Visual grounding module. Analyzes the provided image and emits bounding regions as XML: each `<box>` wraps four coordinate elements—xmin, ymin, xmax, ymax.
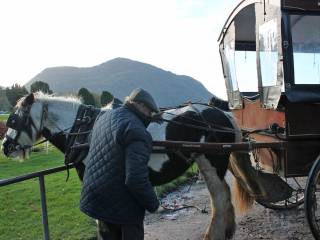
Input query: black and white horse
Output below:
<box><xmin>2</xmin><ymin>92</ymin><xmax>252</xmax><ymax>239</ymax></box>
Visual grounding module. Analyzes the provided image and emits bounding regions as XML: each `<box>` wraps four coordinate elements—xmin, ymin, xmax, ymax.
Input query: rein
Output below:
<box><xmin>38</xmin><ymin>107</ymin><xmax>98</xmax><ymax>149</ymax></box>
<box><xmin>7</xmin><ymin>101</ymin><xmax>236</xmax><ymax>165</ymax></box>
<box><xmin>14</xmin><ymin>125</ymin><xmax>74</xmax><ymax>151</ymax></box>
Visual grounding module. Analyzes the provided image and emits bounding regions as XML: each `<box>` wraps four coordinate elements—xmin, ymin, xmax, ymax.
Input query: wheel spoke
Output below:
<box><xmin>293</xmin><ymin>177</ymin><xmax>303</xmax><ymax>189</ymax></box>
<box><xmin>257</xmin><ymin>176</ymin><xmax>305</xmax><ymax>210</ymax></box>
<box><xmin>305</xmin><ymin>158</ymin><xmax>320</xmax><ymax>240</ymax></box>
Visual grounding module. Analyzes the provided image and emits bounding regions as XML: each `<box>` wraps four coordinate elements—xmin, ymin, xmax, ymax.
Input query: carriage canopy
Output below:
<box><xmin>218</xmin><ymin>0</ymin><xmax>320</xmax><ymax>109</ymax></box>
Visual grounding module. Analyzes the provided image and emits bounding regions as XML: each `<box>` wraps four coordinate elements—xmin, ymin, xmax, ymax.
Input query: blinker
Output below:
<box><xmin>6</xmin><ymin>114</ymin><xmax>23</xmax><ymax>130</ymax></box>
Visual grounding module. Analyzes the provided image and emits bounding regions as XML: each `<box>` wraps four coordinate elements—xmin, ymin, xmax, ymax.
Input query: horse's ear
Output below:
<box><xmin>22</xmin><ymin>93</ymin><xmax>35</xmax><ymax>106</ymax></box>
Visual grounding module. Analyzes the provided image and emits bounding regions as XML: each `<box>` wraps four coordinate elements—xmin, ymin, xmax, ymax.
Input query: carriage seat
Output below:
<box><xmin>242</xmin><ymin>92</ymin><xmax>260</xmax><ymax>101</ymax></box>
<box><xmin>285</xmin><ymin>89</ymin><xmax>320</xmax><ymax>103</ymax></box>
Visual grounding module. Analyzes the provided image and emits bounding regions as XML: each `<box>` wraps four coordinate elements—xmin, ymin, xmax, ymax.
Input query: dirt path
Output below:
<box><xmin>145</xmin><ymin>177</ymin><xmax>313</xmax><ymax>240</ymax></box>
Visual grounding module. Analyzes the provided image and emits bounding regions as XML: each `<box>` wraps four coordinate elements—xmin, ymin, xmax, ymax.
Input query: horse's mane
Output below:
<box><xmin>34</xmin><ymin>92</ymin><xmax>81</xmax><ymax>104</ymax></box>
<box><xmin>15</xmin><ymin>91</ymin><xmax>81</xmax><ymax>108</ymax></box>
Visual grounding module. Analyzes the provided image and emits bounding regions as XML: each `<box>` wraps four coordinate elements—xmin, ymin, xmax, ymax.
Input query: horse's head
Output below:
<box><xmin>2</xmin><ymin>93</ymin><xmax>47</xmax><ymax>158</ymax></box>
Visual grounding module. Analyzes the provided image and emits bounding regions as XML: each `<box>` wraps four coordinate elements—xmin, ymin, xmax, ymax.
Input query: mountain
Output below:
<box><xmin>25</xmin><ymin>58</ymin><xmax>213</xmax><ymax>107</ymax></box>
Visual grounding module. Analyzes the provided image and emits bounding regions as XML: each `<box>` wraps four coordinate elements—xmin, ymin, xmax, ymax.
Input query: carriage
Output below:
<box><xmin>217</xmin><ymin>0</ymin><xmax>320</xmax><ymax>238</ymax></box>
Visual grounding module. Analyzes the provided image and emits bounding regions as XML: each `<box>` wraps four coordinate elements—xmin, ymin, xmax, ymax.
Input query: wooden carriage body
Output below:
<box><xmin>218</xmin><ymin>0</ymin><xmax>320</xmax><ymax>177</ymax></box>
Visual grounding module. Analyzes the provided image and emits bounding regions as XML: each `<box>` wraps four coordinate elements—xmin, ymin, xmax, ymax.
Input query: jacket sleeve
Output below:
<box><xmin>124</xmin><ymin>128</ymin><xmax>159</xmax><ymax>213</ymax></box>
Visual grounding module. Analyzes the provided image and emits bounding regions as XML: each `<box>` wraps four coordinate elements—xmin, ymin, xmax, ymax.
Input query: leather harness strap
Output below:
<box><xmin>65</xmin><ymin>105</ymin><xmax>101</xmax><ymax>165</ymax></box>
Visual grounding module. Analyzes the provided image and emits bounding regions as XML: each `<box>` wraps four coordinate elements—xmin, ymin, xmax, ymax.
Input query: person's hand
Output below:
<box><xmin>151</xmin><ymin>112</ymin><xmax>163</xmax><ymax>124</ymax></box>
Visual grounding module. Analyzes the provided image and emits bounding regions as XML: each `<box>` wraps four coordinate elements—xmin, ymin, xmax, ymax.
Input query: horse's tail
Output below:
<box><xmin>232</xmin><ymin>177</ymin><xmax>255</xmax><ymax>213</ymax></box>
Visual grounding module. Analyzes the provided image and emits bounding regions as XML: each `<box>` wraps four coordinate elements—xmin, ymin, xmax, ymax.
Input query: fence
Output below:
<box><xmin>0</xmin><ymin>164</ymin><xmax>75</xmax><ymax>240</ymax></box>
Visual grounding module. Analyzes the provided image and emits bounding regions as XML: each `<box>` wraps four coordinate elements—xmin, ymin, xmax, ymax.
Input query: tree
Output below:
<box><xmin>100</xmin><ymin>90</ymin><xmax>114</xmax><ymax>106</ymax></box>
<box><xmin>78</xmin><ymin>87</ymin><xmax>96</xmax><ymax>106</ymax></box>
<box><xmin>5</xmin><ymin>84</ymin><xmax>29</xmax><ymax>107</ymax></box>
<box><xmin>0</xmin><ymin>88</ymin><xmax>11</xmax><ymax>111</ymax></box>
<box><xmin>30</xmin><ymin>81</ymin><xmax>53</xmax><ymax>94</ymax></box>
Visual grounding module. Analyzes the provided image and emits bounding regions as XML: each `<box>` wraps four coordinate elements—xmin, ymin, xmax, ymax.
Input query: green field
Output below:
<box><xmin>0</xmin><ymin>114</ymin><xmax>9</xmax><ymax>122</ymax></box>
<box><xmin>0</xmin><ymin>145</ymin><xmax>197</xmax><ymax>240</ymax></box>
<box><xmin>0</xmin><ymin>146</ymin><xmax>96</xmax><ymax>240</ymax></box>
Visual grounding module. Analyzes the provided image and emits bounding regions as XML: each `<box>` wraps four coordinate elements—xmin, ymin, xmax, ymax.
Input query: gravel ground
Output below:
<box><xmin>144</xmin><ymin>179</ymin><xmax>314</xmax><ymax>240</ymax></box>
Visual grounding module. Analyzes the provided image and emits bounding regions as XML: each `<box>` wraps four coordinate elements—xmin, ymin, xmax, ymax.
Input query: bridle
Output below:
<box><xmin>4</xmin><ymin>99</ymin><xmax>100</xmax><ymax>156</ymax></box>
<box><xmin>5</xmin><ymin>102</ymin><xmax>52</xmax><ymax>151</ymax></box>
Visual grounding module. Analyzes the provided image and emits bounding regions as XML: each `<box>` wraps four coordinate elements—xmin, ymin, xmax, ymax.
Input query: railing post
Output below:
<box><xmin>39</xmin><ymin>175</ymin><xmax>50</xmax><ymax>240</ymax></box>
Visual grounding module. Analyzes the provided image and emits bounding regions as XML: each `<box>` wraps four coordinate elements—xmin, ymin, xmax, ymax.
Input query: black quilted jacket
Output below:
<box><xmin>80</xmin><ymin>105</ymin><xmax>159</xmax><ymax>224</ymax></box>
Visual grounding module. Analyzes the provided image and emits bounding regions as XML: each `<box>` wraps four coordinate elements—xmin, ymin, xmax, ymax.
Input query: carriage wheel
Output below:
<box><xmin>256</xmin><ymin>176</ymin><xmax>305</xmax><ymax>210</ymax></box>
<box><xmin>305</xmin><ymin>155</ymin><xmax>320</xmax><ymax>240</ymax></box>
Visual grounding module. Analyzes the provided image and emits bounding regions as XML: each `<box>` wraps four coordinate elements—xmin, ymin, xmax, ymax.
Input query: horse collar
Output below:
<box><xmin>65</xmin><ymin>105</ymin><xmax>101</xmax><ymax>165</ymax></box>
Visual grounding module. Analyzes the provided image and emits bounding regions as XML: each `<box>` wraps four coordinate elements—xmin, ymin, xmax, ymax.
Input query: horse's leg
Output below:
<box><xmin>222</xmin><ymin>180</ymin><xmax>236</xmax><ymax>239</ymax></box>
<box><xmin>205</xmin><ymin>180</ymin><xmax>235</xmax><ymax>240</ymax></box>
<box><xmin>195</xmin><ymin>155</ymin><xmax>235</xmax><ymax>240</ymax></box>
<box><xmin>228</xmin><ymin>152</ymin><xmax>256</xmax><ymax>213</ymax></box>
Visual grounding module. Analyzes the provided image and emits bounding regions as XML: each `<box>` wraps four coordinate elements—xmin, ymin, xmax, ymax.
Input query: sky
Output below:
<box><xmin>0</xmin><ymin>0</ymin><xmax>239</xmax><ymax>99</ymax></box>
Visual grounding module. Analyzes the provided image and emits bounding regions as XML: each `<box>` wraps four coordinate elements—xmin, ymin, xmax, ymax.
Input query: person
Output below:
<box><xmin>80</xmin><ymin>88</ymin><xmax>160</xmax><ymax>240</ymax></box>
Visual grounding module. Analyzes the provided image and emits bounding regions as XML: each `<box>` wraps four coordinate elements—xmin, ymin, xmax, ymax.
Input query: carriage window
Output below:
<box><xmin>224</xmin><ymin>41</ymin><xmax>239</xmax><ymax>91</ymax></box>
<box><xmin>291</xmin><ymin>15</ymin><xmax>320</xmax><ymax>84</ymax></box>
<box><xmin>259</xmin><ymin>19</ymin><xmax>278</xmax><ymax>87</ymax></box>
<box><xmin>235</xmin><ymin>50</ymin><xmax>258</xmax><ymax>92</ymax></box>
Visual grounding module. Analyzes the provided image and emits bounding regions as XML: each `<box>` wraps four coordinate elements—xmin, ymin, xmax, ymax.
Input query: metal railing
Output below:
<box><xmin>0</xmin><ymin>164</ymin><xmax>75</xmax><ymax>240</ymax></box>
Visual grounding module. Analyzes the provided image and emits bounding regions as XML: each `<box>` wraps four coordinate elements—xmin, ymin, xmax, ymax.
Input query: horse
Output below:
<box><xmin>2</xmin><ymin>92</ymin><xmax>255</xmax><ymax>239</ymax></box>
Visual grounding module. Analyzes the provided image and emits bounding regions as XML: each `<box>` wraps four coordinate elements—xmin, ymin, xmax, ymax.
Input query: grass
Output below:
<box><xmin>155</xmin><ymin>165</ymin><xmax>198</xmax><ymax>198</ymax></box>
<box><xmin>0</xmin><ymin>146</ymin><xmax>96</xmax><ymax>240</ymax></box>
<box><xmin>0</xmin><ymin>114</ymin><xmax>9</xmax><ymax>122</ymax></box>
<box><xmin>0</xmin><ymin>145</ymin><xmax>198</xmax><ymax>240</ymax></box>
